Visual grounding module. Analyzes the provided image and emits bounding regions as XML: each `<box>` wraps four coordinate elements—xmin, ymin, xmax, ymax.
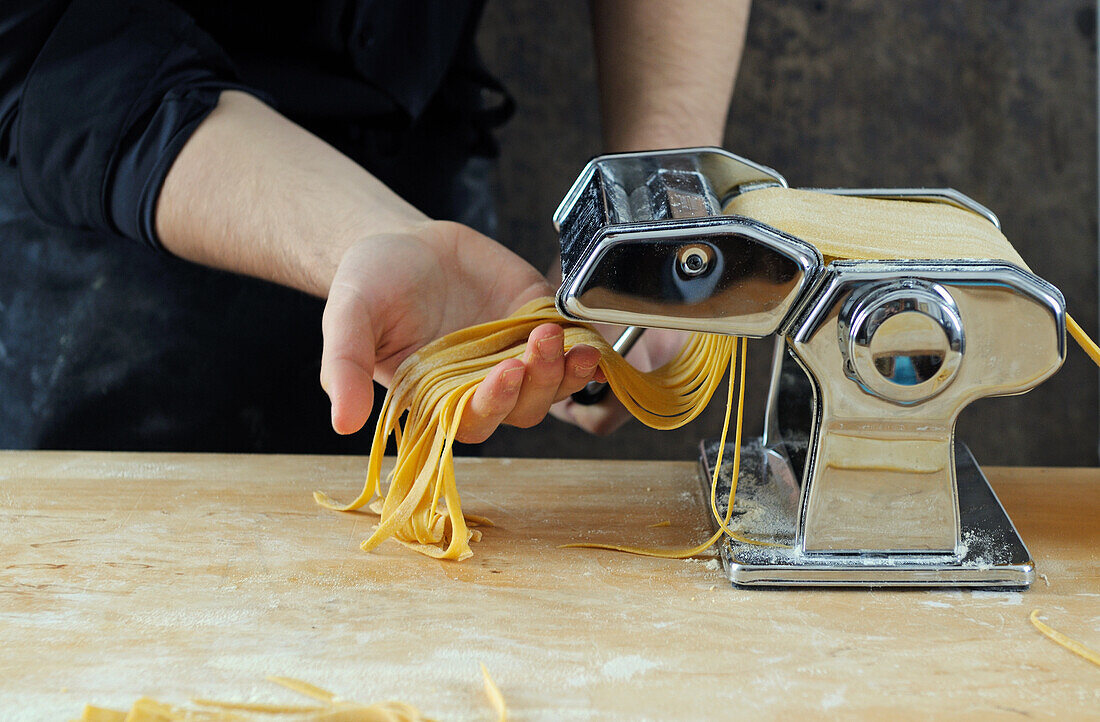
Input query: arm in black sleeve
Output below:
<box><xmin>0</xmin><ymin>0</ymin><xmax>264</xmax><ymax>249</ymax></box>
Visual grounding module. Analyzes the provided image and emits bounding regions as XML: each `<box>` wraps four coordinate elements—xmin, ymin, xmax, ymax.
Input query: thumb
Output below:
<box><xmin>320</xmin><ymin>277</ymin><xmax>378</xmax><ymax>435</ymax></box>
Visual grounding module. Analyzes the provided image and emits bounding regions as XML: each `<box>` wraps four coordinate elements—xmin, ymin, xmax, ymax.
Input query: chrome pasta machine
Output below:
<box><xmin>553</xmin><ymin>148</ymin><xmax>1065</xmax><ymax>588</ymax></box>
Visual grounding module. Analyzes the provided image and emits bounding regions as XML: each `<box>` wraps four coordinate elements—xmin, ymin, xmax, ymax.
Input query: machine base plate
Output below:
<box><xmin>698</xmin><ymin>439</ymin><xmax>1033</xmax><ymax>588</ymax></box>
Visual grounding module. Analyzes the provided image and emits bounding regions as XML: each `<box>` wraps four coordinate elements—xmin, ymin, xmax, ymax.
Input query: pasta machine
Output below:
<box><xmin>553</xmin><ymin>148</ymin><xmax>1065</xmax><ymax>588</ymax></box>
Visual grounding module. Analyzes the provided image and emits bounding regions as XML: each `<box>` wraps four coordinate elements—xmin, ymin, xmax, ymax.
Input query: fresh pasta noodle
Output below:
<box><xmin>480</xmin><ymin>664</ymin><xmax>508</xmax><ymax>721</ymax></box>
<box><xmin>74</xmin><ymin>670</ymin><xmax>508</xmax><ymax>721</ymax></box>
<box><xmin>316</xmin><ymin>298</ymin><xmax>737</xmax><ymax>561</ymax></box>
<box><xmin>1029</xmin><ymin>609</ymin><xmax>1100</xmax><ymax>668</ymax></box>
<box><xmin>74</xmin><ymin>677</ymin><xmax>426</xmax><ymax>721</ymax></box>
<box><xmin>563</xmin><ymin>336</ymin><xmax>788</xmax><ymax>556</ymax></box>
<box><xmin>316</xmin><ymin>185</ymin><xmax>1100</xmax><ymax>563</ymax></box>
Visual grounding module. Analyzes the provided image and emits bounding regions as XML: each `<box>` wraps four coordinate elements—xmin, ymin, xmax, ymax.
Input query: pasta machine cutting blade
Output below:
<box><xmin>554</xmin><ymin>148</ymin><xmax>1066</xmax><ymax>588</ymax></box>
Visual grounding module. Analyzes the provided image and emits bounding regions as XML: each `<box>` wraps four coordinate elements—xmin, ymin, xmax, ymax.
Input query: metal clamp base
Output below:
<box><xmin>698</xmin><ymin>439</ymin><xmax>1033</xmax><ymax>588</ymax></box>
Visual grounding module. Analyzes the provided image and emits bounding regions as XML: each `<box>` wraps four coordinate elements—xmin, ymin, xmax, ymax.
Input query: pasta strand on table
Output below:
<box><xmin>1029</xmin><ymin>609</ymin><xmax>1100</xmax><ymax>668</ymax></box>
<box><xmin>74</xmin><ymin>669</ymin><xmax>509</xmax><ymax>721</ymax></box>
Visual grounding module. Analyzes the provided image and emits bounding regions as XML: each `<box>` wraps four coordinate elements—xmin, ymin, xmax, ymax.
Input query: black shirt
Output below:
<box><xmin>0</xmin><ymin>0</ymin><xmax>506</xmax><ymax>452</ymax></box>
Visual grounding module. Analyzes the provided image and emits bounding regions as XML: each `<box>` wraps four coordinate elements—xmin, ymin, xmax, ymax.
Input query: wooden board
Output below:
<box><xmin>0</xmin><ymin>451</ymin><xmax>1097</xmax><ymax>720</ymax></box>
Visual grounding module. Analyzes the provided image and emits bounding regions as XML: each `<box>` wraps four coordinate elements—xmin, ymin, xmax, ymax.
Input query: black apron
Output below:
<box><xmin>0</xmin><ymin>0</ymin><xmax>512</xmax><ymax>452</ymax></box>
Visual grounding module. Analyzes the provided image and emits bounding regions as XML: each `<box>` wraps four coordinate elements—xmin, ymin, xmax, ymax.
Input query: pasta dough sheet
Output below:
<box><xmin>724</xmin><ymin>187</ymin><xmax>1027</xmax><ymax>266</ymax></box>
<box><xmin>726</xmin><ymin>188</ymin><xmax>1099</xmax><ymax>364</ymax></box>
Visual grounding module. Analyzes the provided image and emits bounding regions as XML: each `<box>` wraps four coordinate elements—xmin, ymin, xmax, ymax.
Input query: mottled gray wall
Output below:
<box><xmin>477</xmin><ymin>0</ymin><xmax>1098</xmax><ymax>466</ymax></box>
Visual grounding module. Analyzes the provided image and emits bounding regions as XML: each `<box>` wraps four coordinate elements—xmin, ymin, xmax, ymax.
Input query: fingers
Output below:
<box><xmin>322</xmin><ymin>358</ymin><xmax>376</xmax><ymax>435</ymax></box>
<box><xmin>320</xmin><ymin>278</ymin><xmax>378</xmax><ymax>435</ymax></box>
<box><xmin>548</xmin><ymin>328</ymin><xmax>694</xmax><ymax>436</ymax></box>
<box><xmin>553</xmin><ymin>344</ymin><xmax>603</xmax><ymax>402</ymax></box>
<box><xmin>503</xmin><ymin>326</ymin><xmax>605</xmax><ymax>427</ymax></box>
<box><xmin>456</xmin><ymin>359</ymin><xmax>526</xmax><ymax>444</ymax></box>
<box><xmin>456</xmin><ymin>325</ymin><xmax>601</xmax><ymax>443</ymax></box>
<box><xmin>503</xmin><ymin>325</ymin><xmax>569</xmax><ymax>428</ymax></box>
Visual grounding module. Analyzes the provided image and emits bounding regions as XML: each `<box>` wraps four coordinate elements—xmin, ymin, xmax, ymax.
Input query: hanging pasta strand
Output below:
<box><xmin>315</xmin><ymin>297</ymin><xmax>736</xmax><ymax>561</ymax></box>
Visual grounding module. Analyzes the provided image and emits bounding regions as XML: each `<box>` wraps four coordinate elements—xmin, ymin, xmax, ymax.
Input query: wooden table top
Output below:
<box><xmin>1</xmin><ymin>451</ymin><xmax>1097</xmax><ymax>720</ymax></box>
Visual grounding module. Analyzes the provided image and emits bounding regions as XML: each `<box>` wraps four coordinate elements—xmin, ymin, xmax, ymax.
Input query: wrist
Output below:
<box><xmin>603</xmin><ymin>113</ymin><xmax>726</xmax><ymax>154</ymax></box>
<box><xmin>316</xmin><ymin>217</ymin><xmax>440</xmax><ymax>301</ymax></box>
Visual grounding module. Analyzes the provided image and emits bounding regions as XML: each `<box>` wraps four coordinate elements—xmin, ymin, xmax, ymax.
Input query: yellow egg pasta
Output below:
<box><xmin>74</xmin><ymin>670</ymin><xmax>508</xmax><ymax>721</ymax></box>
<box><xmin>1029</xmin><ymin>609</ymin><xmax>1100</xmax><ymax>668</ymax></box>
<box><xmin>315</xmin><ymin>297</ymin><xmax>737</xmax><ymax>560</ymax></box>
<box><xmin>725</xmin><ymin>187</ymin><xmax>1027</xmax><ymax>266</ymax></box>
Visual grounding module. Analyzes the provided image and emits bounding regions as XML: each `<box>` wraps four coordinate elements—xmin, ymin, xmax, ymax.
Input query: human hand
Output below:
<box><xmin>320</xmin><ymin>220</ymin><xmax>603</xmax><ymax>443</ymax></box>
<box><xmin>548</xmin><ymin>324</ymin><xmax>691</xmax><ymax>435</ymax></box>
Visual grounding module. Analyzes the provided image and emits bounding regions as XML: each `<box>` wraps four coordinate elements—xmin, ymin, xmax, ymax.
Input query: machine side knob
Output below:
<box><xmin>838</xmin><ymin>280</ymin><xmax>965</xmax><ymax>404</ymax></box>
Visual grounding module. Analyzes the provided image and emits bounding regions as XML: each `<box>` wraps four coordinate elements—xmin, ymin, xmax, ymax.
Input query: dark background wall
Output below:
<box><xmin>476</xmin><ymin>0</ymin><xmax>1099</xmax><ymax>467</ymax></box>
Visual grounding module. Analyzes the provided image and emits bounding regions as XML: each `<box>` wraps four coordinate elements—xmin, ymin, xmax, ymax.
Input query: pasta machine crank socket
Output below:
<box><xmin>554</xmin><ymin>148</ymin><xmax>1066</xmax><ymax>588</ymax></box>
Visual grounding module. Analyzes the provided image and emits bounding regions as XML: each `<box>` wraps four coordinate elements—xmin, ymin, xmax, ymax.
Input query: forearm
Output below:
<box><xmin>558</xmin><ymin>1</ymin><xmax>750</xmax><ymax>434</ymax></box>
<box><xmin>590</xmin><ymin>0</ymin><xmax>751</xmax><ymax>151</ymax></box>
<box><xmin>155</xmin><ymin>90</ymin><xmax>426</xmax><ymax>297</ymax></box>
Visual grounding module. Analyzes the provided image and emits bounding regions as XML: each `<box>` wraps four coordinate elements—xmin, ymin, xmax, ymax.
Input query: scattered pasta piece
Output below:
<box><xmin>647</xmin><ymin>520</ymin><xmax>672</xmax><ymax>528</ymax></box>
<box><xmin>480</xmin><ymin>664</ymin><xmax>507</xmax><ymax>722</ymax></box>
<box><xmin>1029</xmin><ymin>609</ymin><xmax>1100</xmax><ymax>668</ymax></box>
<box><xmin>73</xmin><ymin>669</ymin><xmax>508</xmax><ymax>721</ymax></box>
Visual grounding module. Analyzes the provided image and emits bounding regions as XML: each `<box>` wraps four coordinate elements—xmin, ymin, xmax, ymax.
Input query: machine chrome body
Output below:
<box><xmin>785</xmin><ymin>261</ymin><xmax>1064</xmax><ymax>559</ymax></box>
<box><xmin>555</xmin><ymin>148</ymin><xmax>1067</xmax><ymax>588</ymax></box>
<box><xmin>838</xmin><ymin>278</ymin><xmax>966</xmax><ymax>404</ymax></box>
<box><xmin>699</xmin><ymin>439</ymin><xmax>1035</xmax><ymax>586</ymax></box>
<box><xmin>554</xmin><ymin>148</ymin><xmax>821</xmax><ymax>337</ymax></box>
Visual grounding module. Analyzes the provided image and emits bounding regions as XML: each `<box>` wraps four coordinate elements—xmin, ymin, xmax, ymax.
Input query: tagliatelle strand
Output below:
<box><xmin>1067</xmin><ymin>315</ymin><xmax>1100</xmax><ymax>368</ymax></box>
<box><xmin>711</xmin><ymin>340</ymin><xmax>787</xmax><ymax>548</ymax></box>
<box><xmin>480</xmin><ymin>664</ymin><xmax>508</xmax><ymax>721</ymax></box>
<box><xmin>74</xmin><ymin>668</ymin><xmax>511</xmax><ymax>721</ymax></box>
<box><xmin>563</xmin><ymin>336</ymin><xmax>786</xmax><ymax>558</ymax></box>
<box><xmin>1029</xmin><ymin>609</ymin><xmax>1100</xmax><ymax>668</ymax></box>
<box><xmin>316</xmin><ymin>297</ymin><xmax>736</xmax><ymax>561</ymax></box>
<box><xmin>563</xmin><ymin>337</ymin><xmax>741</xmax><ymax>558</ymax></box>
<box><xmin>78</xmin><ymin>677</ymin><xmax>424</xmax><ymax>721</ymax></box>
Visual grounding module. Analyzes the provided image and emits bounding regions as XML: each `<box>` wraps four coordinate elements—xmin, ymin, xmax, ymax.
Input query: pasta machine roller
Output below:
<box><xmin>553</xmin><ymin>148</ymin><xmax>1066</xmax><ymax>588</ymax></box>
